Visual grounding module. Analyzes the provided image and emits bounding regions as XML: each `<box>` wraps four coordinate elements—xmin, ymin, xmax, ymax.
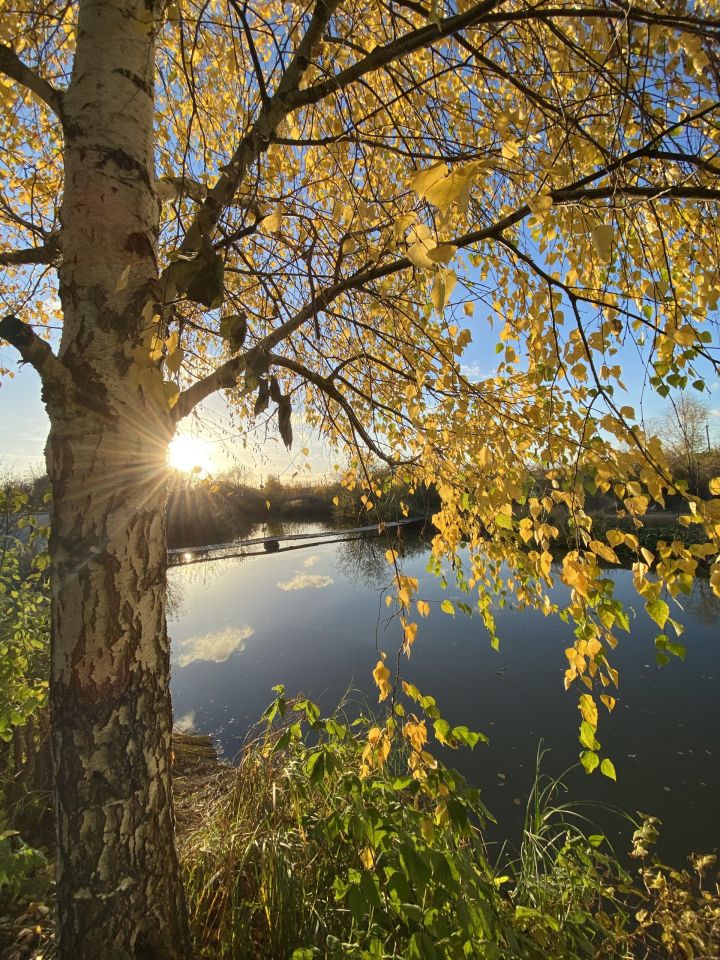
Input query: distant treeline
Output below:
<box><xmin>166</xmin><ymin>470</ymin><xmax>440</xmax><ymax>547</ymax></box>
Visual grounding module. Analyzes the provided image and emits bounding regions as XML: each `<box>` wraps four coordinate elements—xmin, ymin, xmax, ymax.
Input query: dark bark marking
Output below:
<box><xmin>94</xmin><ymin>147</ymin><xmax>151</xmax><ymax>187</ymax></box>
<box><xmin>125</xmin><ymin>231</ymin><xmax>155</xmax><ymax>260</ymax></box>
<box><xmin>113</xmin><ymin>67</ymin><xmax>152</xmax><ymax>97</ymax></box>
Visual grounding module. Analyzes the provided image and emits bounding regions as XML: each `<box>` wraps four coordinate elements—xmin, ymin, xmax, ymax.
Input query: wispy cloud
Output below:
<box><xmin>175</xmin><ymin>711</ymin><xmax>196</xmax><ymax>732</ymax></box>
<box><xmin>177</xmin><ymin>625</ymin><xmax>254</xmax><ymax>667</ymax></box>
<box><xmin>460</xmin><ymin>361</ymin><xmax>494</xmax><ymax>381</ymax></box>
<box><xmin>302</xmin><ymin>555</ymin><xmax>320</xmax><ymax>568</ymax></box>
<box><xmin>277</xmin><ymin>574</ymin><xmax>333</xmax><ymax>591</ymax></box>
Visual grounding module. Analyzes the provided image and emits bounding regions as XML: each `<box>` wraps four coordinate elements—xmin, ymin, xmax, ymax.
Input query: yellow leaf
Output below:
<box><xmin>332</xmin><ymin>496</ymin><xmax>339</xmax><ymax>506</ymax></box>
<box><xmin>260</xmin><ymin>211</ymin><xmax>282</xmax><ymax>233</ymax></box>
<box><xmin>368</xmin><ymin>726</ymin><xmax>382</xmax><ymax>744</ymax></box>
<box><xmin>403</xmin><ymin>718</ymin><xmax>427</xmax><ymax>752</ymax></box>
<box><xmin>385</xmin><ymin>548</ymin><xmax>399</xmax><ymax>564</ymax></box>
<box><xmin>393</xmin><ymin>212</ymin><xmax>418</xmax><ymax>241</ymax></box>
<box><xmin>115</xmin><ymin>264</ymin><xmax>131</xmax><ymax>292</ymax></box>
<box><xmin>407</xmin><ymin>240</ymin><xmax>435</xmax><ymax>269</ymax></box>
<box><xmin>440</xmin><ymin>599</ymin><xmax>455</xmax><ymax>616</ymax></box>
<box><xmin>427</xmin><ymin>244</ymin><xmax>457</xmax><ymax>264</ymax></box>
<box><xmin>709</xmin><ymin>477</ymin><xmax>720</xmax><ymax>496</ymax></box>
<box><xmin>163</xmin><ymin>381</ymin><xmax>180</xmax><ymax>408</ymax></box>
<box><xmin>403</xmin><ymin>621</ymin><xmax>418</xmax><ymax>651</ymax></box>
<box><xmin>423</xmin><ymin>164</ymin><xmax>476</xmax><ymax>215</ymax></box>
<box><xmin>579</xmin><ymin>693</ymin><xmax>598</xmax><ymax>728</ymax></box>
<box><xmin>373</xmin><ymin>660</ymin><xmax>392</xmax><ymax>701</ymax></box>
<box><xmin>591</xmin><ymin>224</ymin><xmax>614</xmax><ymax>261</ymax></box>
<box><xmin>416</xmin><ymin>599</ymin><xmax>430</xmax><ymax>617</ymax></box>
<box><xmin>165</xmin><ymin>347</ymin><xmax>184</xmax><ymax>374</ymax></box>
<box><xmin>359</xmin><ymin>847</ymin><xmax>374</xmax><ymax>869</ymax></box>
<box><xmin>409</xmin><ymin>162</ymin><xmax>448</xmax><ymax>196</ymax></box>
<box><xmin>589</xmin><ymin>539</ymin><xmax>619</xmax><ymax>564</ymax></box>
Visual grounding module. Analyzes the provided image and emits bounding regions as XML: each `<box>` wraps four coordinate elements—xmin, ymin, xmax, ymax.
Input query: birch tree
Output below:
<box><xmin>1</xmin><ymin>0</ymin><xmax>720</xmax><ymax>956</ymax></box>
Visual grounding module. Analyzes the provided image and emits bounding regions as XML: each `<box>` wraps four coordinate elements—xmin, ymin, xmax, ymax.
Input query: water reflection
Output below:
<box><xmin>277</xmin><ymin>574</ymin><xmax>334</xmax><ymax>591</ymax></box>
<box><xmin>685</xmin><ymin>576</ymin><xmax>720</xmax><ymax>625</ymax></box>
<box><xmin>176</xmin><ymin>625</ymin><xmax>254</xmax><ymax>667</ymax></box>
<box><xmin>167</xmin><ymin>521</ymin><xmax>720</xmax><ymax>862</ymax></box>
<box><xmin>335</xmin><ymin>529</ymin><xmax>428</xmax><ymax>588</ymax></box>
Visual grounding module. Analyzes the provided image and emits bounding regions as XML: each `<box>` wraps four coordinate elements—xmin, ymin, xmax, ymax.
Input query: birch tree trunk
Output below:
<box><xmin>48</xmin><ymin>1</ymin><xmax>191</xmax><ymax>956</ymax></box>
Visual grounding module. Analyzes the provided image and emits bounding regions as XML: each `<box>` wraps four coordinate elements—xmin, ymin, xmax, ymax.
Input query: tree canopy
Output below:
<box><xmin>1</xmin><ymin>1</ymin><xmax>720</xmax><ymax>952</ymax></box>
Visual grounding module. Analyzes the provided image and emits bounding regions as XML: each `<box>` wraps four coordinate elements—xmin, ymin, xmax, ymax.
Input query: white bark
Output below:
<box><xmin>48</xmin><ymin>1</ymin><xmax>191</xmax><ymax>956</ymax></box>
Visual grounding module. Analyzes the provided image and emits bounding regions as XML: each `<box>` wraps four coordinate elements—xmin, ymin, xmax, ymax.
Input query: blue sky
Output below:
<box><xmin>3</xmin><ymin>314</ymin><xmax>718</xmax><ymax>483</ymax></box>
<box><xmin>0</xmin><ymin>352</ymin><xmax>338</xmax><ymax>482</ymax></box>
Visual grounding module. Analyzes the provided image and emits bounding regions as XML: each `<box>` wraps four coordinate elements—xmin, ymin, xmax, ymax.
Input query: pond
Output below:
<box><xmin>168</xmin><ymin>521</ymin><xmax>720</xmax><ymax>863</ymax></box>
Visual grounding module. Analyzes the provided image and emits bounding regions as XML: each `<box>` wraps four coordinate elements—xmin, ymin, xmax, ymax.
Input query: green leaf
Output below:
<box><xmin>646</xmin><ymin>597</ymin><xmax>669</xmax><ymax>629</ymax></box>
<box><xmin>254</xmin><ymin>378</ymin><xmax>270</xmax><ymax>416</ymax></box>
<box><xmin>278</xmin><ymin>395</ymin><xmax>293</xmax><ymax>449</ymax></box>
<box><xmin>452</xmin><ymin>725</ymin><xmax>487</xmax><ymax>747</ymax></box>
<box><xmin>580</xmin><ymin>750</ymin><xmax>599</xmax><ymax>774</ymax></box>
<box><xmin>186</xmin><ymin>249</ymin><xmax>225</xmax><ymax>308</ymax></box>
<box><xmin>433</xmin><ymin>718</ymin><xmax>452</xmax><ymax>745</ymax></box>
<box><xmin>600</xmin><ymin>758</ymin><xmax>616</xmax><ymax>781</ymax></box>
<box><xmin>579</xmin><ymin>721</ymin><xmax>600</xmax><ymax>751</ymax></box>
<box><xmin>219</xmin><ymin>312</ymin><xmax>247</xmax><ymax>351</ymax></box>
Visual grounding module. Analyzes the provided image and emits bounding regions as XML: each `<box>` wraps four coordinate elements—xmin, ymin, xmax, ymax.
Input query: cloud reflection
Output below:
<box><xmin>177</xmin><ymin>625</ymin><xmax>254</xmax><ymax>667</ymax></box>
<box><xmin>302</xmin><ymin>555</ymin><xmax>320</xmax><ymax>568</ymax></box>
<box><xmin>277</xmin><ymin>574</ymin><xmax>334</xmax><ymax>591</ymax></box>
<box><xmin>175</xmin><ymin>711</ymin><xmax>196</xmax><ymax>732</ymax></box>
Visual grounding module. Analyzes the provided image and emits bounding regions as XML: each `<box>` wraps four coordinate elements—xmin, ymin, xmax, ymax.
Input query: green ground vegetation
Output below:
<box><xmin>0</xmin><ymin>486</ymin><xmax>718</xmax><ymax>960</ymax></box>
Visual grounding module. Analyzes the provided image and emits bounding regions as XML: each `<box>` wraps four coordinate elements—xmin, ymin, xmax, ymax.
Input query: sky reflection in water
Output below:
<box><xmin>168</xmin><ymin>523</ymin><xmax>720</xmax><ymax>861</ymax></box>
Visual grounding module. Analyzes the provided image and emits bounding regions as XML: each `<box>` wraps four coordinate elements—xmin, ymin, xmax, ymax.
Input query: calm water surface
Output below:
<box><xmin>168</xmin><ymin>522</ymin><xmax>720</xmax><ymax>862</ymax></box>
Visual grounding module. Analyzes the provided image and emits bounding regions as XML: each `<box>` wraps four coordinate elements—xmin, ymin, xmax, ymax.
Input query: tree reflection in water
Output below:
<box><xmin>335</xmin><ymin>530</ymin><xmax>428</xmax><ymax>589</ymax></box>
<box><xmin>685</xmin><ymin>575</ymin><xmax>720</xmax><ymax>626</ymax></box>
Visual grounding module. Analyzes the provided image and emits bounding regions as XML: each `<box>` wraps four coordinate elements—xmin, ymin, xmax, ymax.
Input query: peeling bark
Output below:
<box><xmin>47</xmin><ymin>1</ymin><xmax>191</xmax><ymax>957</ymax></box>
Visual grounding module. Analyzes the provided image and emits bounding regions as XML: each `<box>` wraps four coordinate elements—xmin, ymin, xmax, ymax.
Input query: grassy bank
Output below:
<box><xmin>1</xmin><ymin>704</ymin><xmax>718</xmax><ymax>959</ymax></box>
<box><xmin>175</xmin><ymin>695</ymin><xmax>719</xmax><ymax>960</ymax></box>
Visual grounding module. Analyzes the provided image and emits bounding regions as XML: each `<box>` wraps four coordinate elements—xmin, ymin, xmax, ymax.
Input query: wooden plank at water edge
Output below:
<box><xmin>167</xmin><ymin>516</ymin><xmax>424</xmax><ymax>565</ymax></box>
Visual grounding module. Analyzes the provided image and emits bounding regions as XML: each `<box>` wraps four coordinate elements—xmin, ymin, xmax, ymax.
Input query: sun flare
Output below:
<box><xmin>167</xmin><ymin>435</ymin><xmax>215</xmax><ymax>475</ymax></box>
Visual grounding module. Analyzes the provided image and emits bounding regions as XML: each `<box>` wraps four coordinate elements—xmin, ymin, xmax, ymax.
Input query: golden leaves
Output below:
<box><xmin>590</xmin><ymin>223</ymin><xmax>614</xmax><ymax>261</ymax></box>
<box><xmin>430</xmin><ymin>269</ymin><xmax>456</xmax><ymax>314</ymax></box>
<box><xmin>373</xmin><ymin>660</ymin><xmax>392</xmax><ymax>701</ymax></box>
<box><xmin>259</xmin><ymin>210</ymin><xmax>282</xmax><ymax>233</ymax></box>
<box><xmin>408</xmin><ymin>160</ymin><xmax>484</xmax><ymax>216</ymax></box>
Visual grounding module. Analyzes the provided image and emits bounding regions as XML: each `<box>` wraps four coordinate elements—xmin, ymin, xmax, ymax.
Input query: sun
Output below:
<box><xmin>167</xmin><ymin>435</ymin><xmax>215</xmax><ymax>475</ymax></box>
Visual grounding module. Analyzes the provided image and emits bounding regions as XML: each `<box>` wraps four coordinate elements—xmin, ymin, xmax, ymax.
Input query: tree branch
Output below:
<box><xmin>0</xmin><ymin>43</ymin><xmax>64</xmax><ymax>119</ymax></box>
<box><xmin>288</xmin><ymin>0</ymin><xmax>505</xmax><ymax>110</ymax></box>
<box><xmin>267</xmin><ymin>351</ymin><xmax>415</xmax><ymax>467</ymax></box>
<box><xmin>173</xmin><ymin>178</ymin><xmax>720</xmax><ymax>420</ymax></box>
<box><xmin>0</xmin><ymin>315</ymin><xmax>72</xmax><ymax>389</ymax></box>
<box><xmin>172</xmin><ymin>269</ymin><xmax>369</xmax><ymax>420</ymax></box>
<box><xmin>0</xmin><ymin>234</ymin><xmax>61</xmax><ymax>267</ymax></box>
<box><xmin>161</xmin><ymin>0</ymin><xmax>342</xmax><ymax>289</ymax></box>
